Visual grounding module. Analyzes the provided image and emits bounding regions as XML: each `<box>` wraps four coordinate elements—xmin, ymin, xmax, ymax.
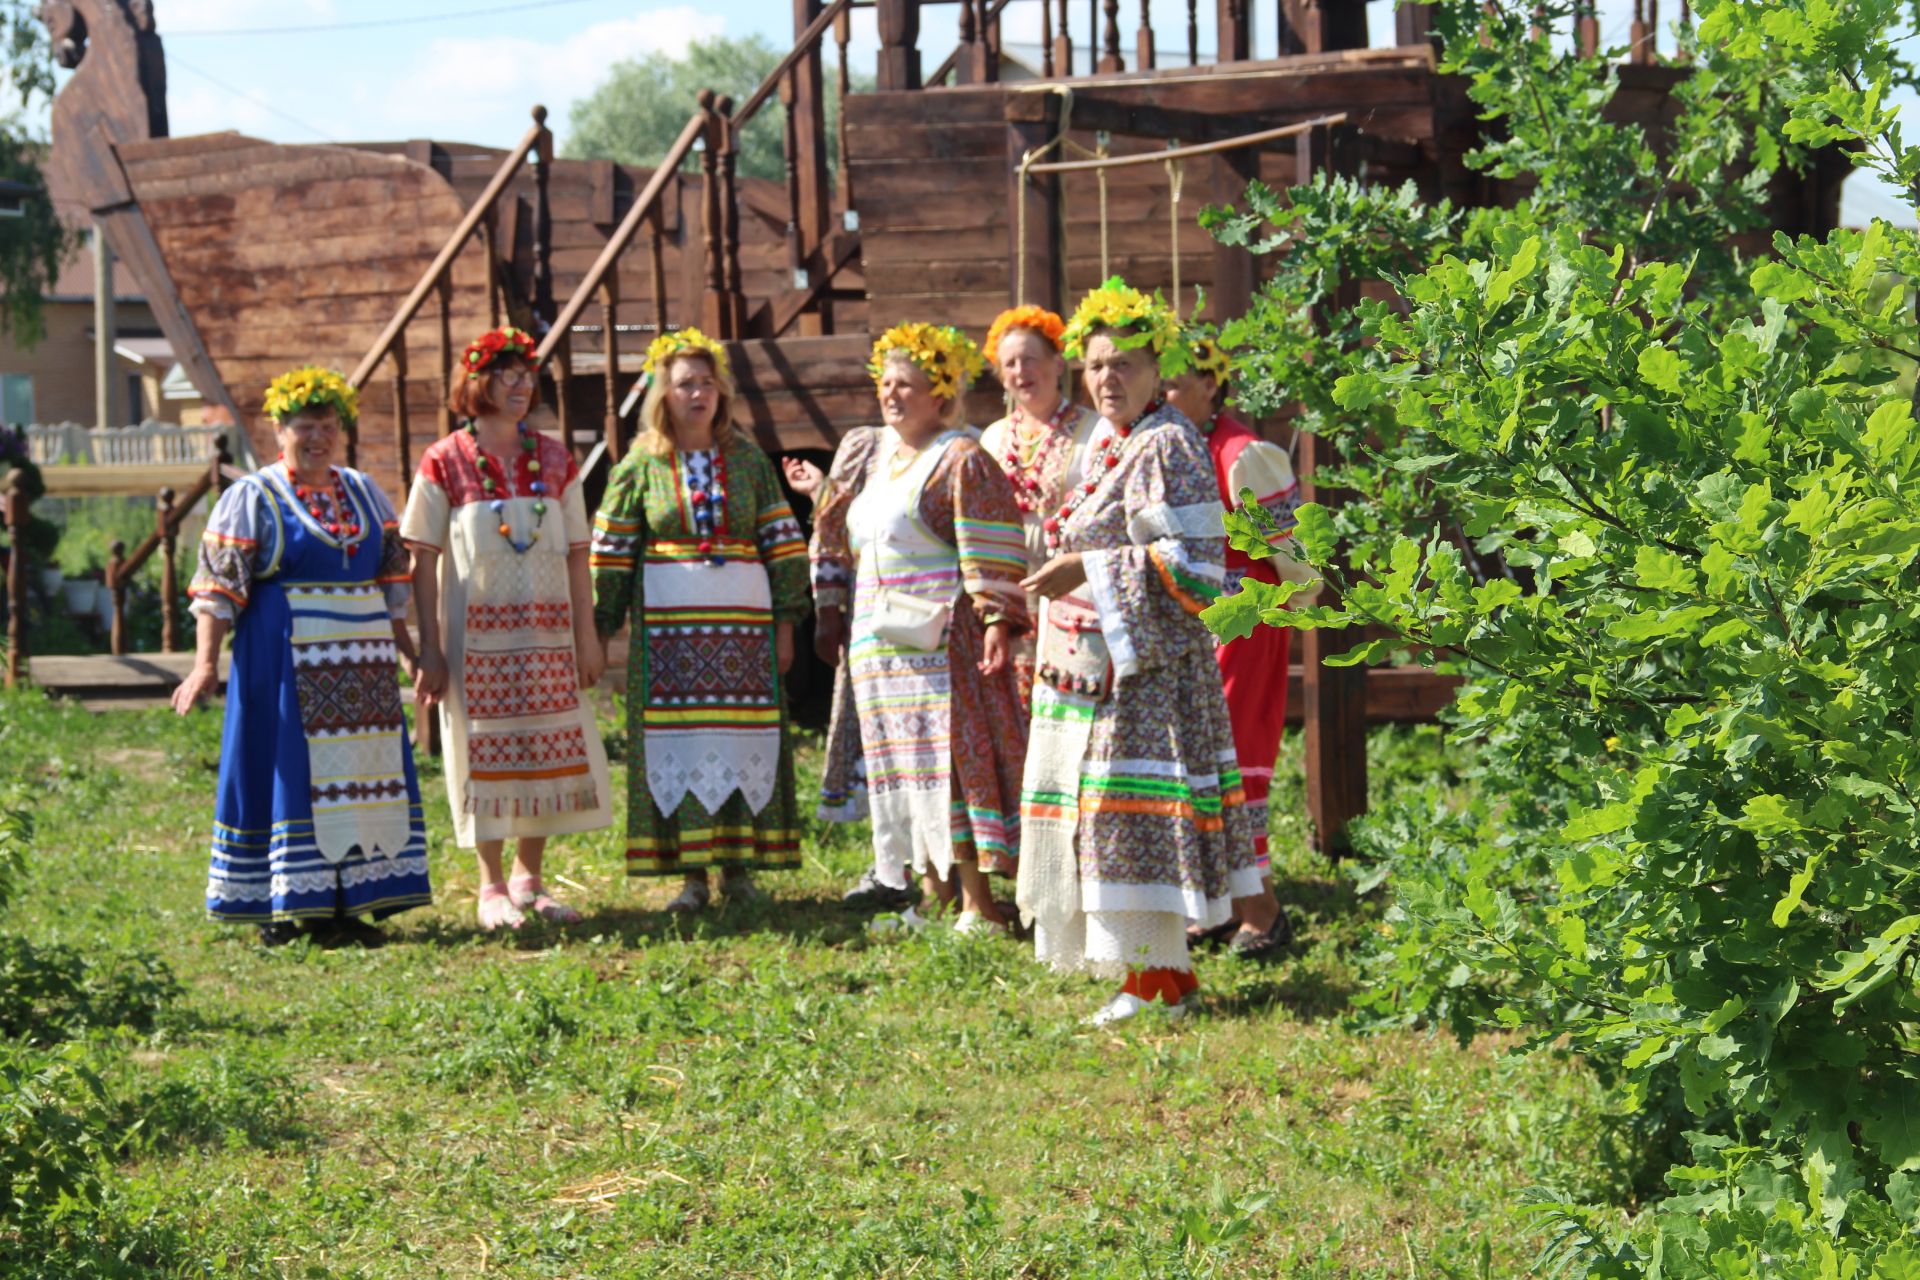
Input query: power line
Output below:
<box><xmin>165</xmin><ymin>0</ymin><xmax>603</xmax><ymax>38</ymax></box>
<box><xmin>168</xmin><ymin>55</ymin><xmax>336</xmax><ymax>142</ymax></box>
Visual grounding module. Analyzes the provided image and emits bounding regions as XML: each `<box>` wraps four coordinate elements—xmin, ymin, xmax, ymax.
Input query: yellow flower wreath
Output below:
<box><xmin>262</xmin><ymin>366</ymin><xmax>359</xmax><ymax>427</ymax></box>
<box><xmin>1060</xmin><ymin>276</ymin><xmax>1191</xmax><ymax>378</ymax></box>
<box><xmin>642</xmin><ymin>327</ymin><xmax>732</xmax><ymax>382</ymax></box>
<box><xmin>868</xmin><ymin>322</ymin><xmax>988</xmax><ymax>401</ymax></box>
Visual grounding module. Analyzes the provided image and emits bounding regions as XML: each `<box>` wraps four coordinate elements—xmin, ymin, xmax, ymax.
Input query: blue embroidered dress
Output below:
<box><xmin>188</xmin><ymin>464</ymin><xmax>434</xmax><ymax>922</ymax></box>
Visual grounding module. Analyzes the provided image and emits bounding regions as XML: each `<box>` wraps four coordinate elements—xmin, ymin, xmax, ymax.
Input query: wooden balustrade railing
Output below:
<box><xmin>346</xmin><ymin>106</ymin><xmax>555</xmax><ymax>479</ymax></box>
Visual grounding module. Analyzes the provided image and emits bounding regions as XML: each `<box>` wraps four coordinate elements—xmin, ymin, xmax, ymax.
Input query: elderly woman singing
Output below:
<box><xmin>174</xmin><ymin>367</ymin><xmax>433</xmax><ymax>948</ymax></box>
<box><xmin>811</xmin><ymin>324</ymin><xmax>1029</xmax><ymax>933</ymax></box>
<box><xmin>1016</xmin><ymin>280</ymin><xmax>1263</xmax><ymax>1024</ymax></box>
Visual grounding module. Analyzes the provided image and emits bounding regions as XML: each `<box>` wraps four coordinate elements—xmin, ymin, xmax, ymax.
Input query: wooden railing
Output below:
<box><xmin>538</xmin><ymin>0</ymin><xmax>858</xmax><ymax>468</ymax></box>
<box><xmin>345</xmin><ymin>107</ymin><xmax>556</xmax><ymax>476</ymax></box>
<box><xmin>2</xmin><ymin>434</ymin><xmax>238</xmax><ymax>689</ymax></box>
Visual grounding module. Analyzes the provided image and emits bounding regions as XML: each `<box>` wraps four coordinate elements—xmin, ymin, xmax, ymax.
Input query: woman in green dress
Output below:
<box><xmin>590</xmin><ymin>329</ymin><xmax>812</xmax><ymax>912</ymax></box>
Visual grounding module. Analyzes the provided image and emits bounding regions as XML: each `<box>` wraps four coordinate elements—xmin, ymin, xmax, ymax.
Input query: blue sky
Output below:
<box><xmin>38</xmin><ymin>0</ymin><xmax>1920</xmax><ymax>224</ymax></box>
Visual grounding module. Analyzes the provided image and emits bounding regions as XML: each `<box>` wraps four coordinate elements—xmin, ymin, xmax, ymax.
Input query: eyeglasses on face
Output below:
<box><xmin>492</xmin><ymin>369</ymin><xmax>536</xmax><ymax>389</ymax></box>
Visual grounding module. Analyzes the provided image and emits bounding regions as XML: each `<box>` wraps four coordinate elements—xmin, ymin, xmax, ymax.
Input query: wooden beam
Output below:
<box><xmin>790</xmin><ymin>0</ymin><xmax>834</xmax><ymax>331</ymax></box>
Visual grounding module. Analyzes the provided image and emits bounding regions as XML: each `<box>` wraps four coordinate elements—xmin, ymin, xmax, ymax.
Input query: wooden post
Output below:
<box><xmin>647</xmin><ymin>213</ymin><xmax>670</xmax><ymax>336</ymax></box>
<box><xmin>4</xmin><ymin>471</ymin><xmax>24</xmax><ymax>689</ymax></box>
<box><xmin>391</xmin><ymin>339</ymin><xmax>413</xmax><ymax>502</ymax></box>
<box><xmin>435</xmin><ymin>275</ymin><xmax>454</xmax><ymax>438</ymax></box>
<box><xmin>1189</xmin><ymin>0</ymin><xmax>1200</xmax><ymax>63</ymax></box>
<box><xmin>1210</xmin><ymin>146</ymin><xmax>1259</xmax><ymax>323</ymax></box>
<box><xmin>699</xmin><ymin>90</ymin><xmax>729</xmax><ymax>338</ymax></box>
<box><xmin>1295</xmin><ymin>121</ymin><xmax>1367</xmax><ymax>859</ymax></box>
<box><xmin>965</xmin><ymin>0</ymin><xmax>996</xmax><ymax>82</ymax></box>
<box><xmin>717</xmin><ymin>95</ymin><xmax>748</xmax><ymax>340</ymax></box>
<box><xmin>532</xmin><ymin>105</ymin><xmax>557</xmax><ymax>327</ymax></box>
<box><xmin>1396</xmin><ymin>0</ymin><xmax>1436</xmax><ymax>46</ymax></box>
<box><xmin>1098</xmin><ymin>0</ymin><xmax>1124</xmax><ymax>70</ymax></box>
<box><xmin>601</xmin><ymin>274</ymin><xmax>624</xmax><ymax>463</ymax></box>
<box><xmin>1006</xmin><ymin>94</ymin><xmax>1064</xmax><ymax>313</ymax></box>
<box><xmin>1054</xmin><ymin>0</ymin><xmax>1074</xmax><ymax>76</ymax></box>
<box><xmin>1576</xmin><ymin>0</ymin><xmax>1600</xmax><ymax>54</ymax></box>
<box><xmin>834</xmin><ymin>5</ymin><xmax>854</xmax><ymax>212</ymax></box>
<box><xmin>1630</xmin><ymin>0</ymin><xmax>1651</xmax><ymax>60</ymax></box>
<box><xmin>551</xmin><ymin>333</ymin><xmax>575</xmax><ymax>460</ymax></box>
<box><xmin>482</xmin><ymin>207</ymin><xmax>502</xmax><ymax>329</ymax></box>
<box><xmin>94</xmin><ymin>223</ymin><xmax>120</xmax><ymax>430</ymax></box>
<box><xmin>1217</xmin><ymin>0</ymin><xmax>1251</xmax><ymax>61</ymax></box>
<box><xmin>107</xmin><ymin>539</ymin><xmax>128</xmax><ymax>656</ymax></box>
<box><xmin>1041</xmin><ymin>0</ymin><xmax>1055</xmax><ymax>75</ymax></box>
<box><xmin>791</xmin><ymin>0</ymin><xmax>833</xmax><ymax>328</ymax></box>
<box><xmin>157</xmin><ymin>486</ymin><xmax>179</xmax><ymax>654</ymax></box>
<box><xmin>958</xmin><ymin>0</ymin><xmax>978</xmax><ymax>81</ymax></box>
<box><xmin>1137</xmin><ymin>0</ymin><xmax>1156</xmax><ymax>69</ymax></box>
<box><xmin>875</xmin><ymin>0</ymin><xmax>922</xmax><ymax>91</ymax></box>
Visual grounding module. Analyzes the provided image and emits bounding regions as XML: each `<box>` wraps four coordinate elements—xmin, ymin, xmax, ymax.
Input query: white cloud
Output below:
<box><xmin>164</xmin><ymin>79</ymin><xmax>283</xmax><ymax>139</ymax></box>
<box><xmin>376</xmin><ymin>8</ymin><xmax>726</xmax><ymax>143</ymax></box>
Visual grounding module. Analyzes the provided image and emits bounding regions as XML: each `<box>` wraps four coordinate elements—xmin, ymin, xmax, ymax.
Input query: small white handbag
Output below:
<box><xmin>868</xmin><ymin>588</ymin><xmax>952</xmax><ymax>650</ymax></box>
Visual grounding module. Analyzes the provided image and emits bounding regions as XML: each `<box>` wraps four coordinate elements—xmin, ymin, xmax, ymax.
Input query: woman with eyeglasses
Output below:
<box><xmin>403</xmin><ymin>326</ymin><xmax>612</xmax><ymax>932</ymax></box>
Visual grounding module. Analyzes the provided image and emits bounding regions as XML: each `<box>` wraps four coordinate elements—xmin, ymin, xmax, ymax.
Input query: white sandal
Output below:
<box><xmin>665</xmin><ymin>879</ymin><xmax>711</xmax><ymax>914</ymax></box>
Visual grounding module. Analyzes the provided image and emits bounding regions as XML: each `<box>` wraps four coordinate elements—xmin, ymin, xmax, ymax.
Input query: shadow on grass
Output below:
<box><xmin>397</xmin><ymin>889</ymin><xmax>884</xmax><ymax>953</ymax></box>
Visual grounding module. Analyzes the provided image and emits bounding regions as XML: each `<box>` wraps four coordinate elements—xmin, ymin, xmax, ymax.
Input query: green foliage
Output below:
<box><xmin>563</xmin><ymin>35</ymin><xmax>864</xmax><ymax>183</ymax></box>
<box><xmin>1205</xmin><ymin>0</ymin><xmax>1920</xmax><ymax>1266</ymax></box>
<box><xmin>0</xmin><ymin>1</ymin><xmax>75</xmax><ymax>346</ymax></box>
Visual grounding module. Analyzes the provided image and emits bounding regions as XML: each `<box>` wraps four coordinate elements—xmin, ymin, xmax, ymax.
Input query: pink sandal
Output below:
<box><xmin>477</xmin><ymin>882</ymin><xmax>525</xmax><ymax>932</ymax></box>
<box><xmin>508</xmin><ymin>875</ymin><xmax>583</xmax><ymax>924</ymax></box>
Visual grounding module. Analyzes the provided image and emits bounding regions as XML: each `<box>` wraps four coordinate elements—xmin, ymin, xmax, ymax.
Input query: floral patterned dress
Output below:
<box><xmin>811</xmin><ymin>429</ymin><xmax>1030</xmax><ymax>886</ymax></box>
<box><xmin>590</xmin><ymin>435</ymin><xmax>811</xmax><ymax>875</ymax></box>
<box><xmin>809</xmin><ymin>426</ymin><xmax>883</xmax><ymax>823</ymax></box>
<box><xmin>1015</xmin><ymin>404</ymin><xmax>1263</xmax><ymax>976</ymax></box>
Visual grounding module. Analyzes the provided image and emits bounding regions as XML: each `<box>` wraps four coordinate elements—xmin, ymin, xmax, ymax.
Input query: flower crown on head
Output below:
<box><xmin>461</xmin><ymin>326</ymin><xmax>539</xmax><ymax>380</ymax></box>
<box><xmin>1060</xmin><ymin>276</ymin><xmax>1190</xmax><ymax>378</ymax></box>
<box><xmin>263</xmin><ymin>365</ymin><xmax>359</xmax><ymax>427</ymax></box>
<box><xmin>642</xmin><ymin>327</ymin><xmax>731</xmax><ymax>382</ymax></box>
<box><xmin>869</xmin><ymin>322</ymin><xmax>988</xmax><ymax>401</ymax></box>
<box><xmin>983</xmin><ymin>305</ymin><xmax>1066</xmax><ymax>365</ymax></box>
<box><xmin>1182</xmin><ymin>323</ymin><xmax>1233</xmax><ymax>381</ymax></box>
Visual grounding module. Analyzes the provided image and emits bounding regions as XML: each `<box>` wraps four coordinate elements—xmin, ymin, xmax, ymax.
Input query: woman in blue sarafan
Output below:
<box><xmin>173</xmin><ymin>366</ymin><xmax>433</xmax><ymax>948</ymax></box>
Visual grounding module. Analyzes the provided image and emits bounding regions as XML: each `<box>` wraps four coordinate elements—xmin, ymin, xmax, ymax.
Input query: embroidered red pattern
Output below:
<box><xmin>468</xmin><ymin>724</ymin><xmax>591</xmax><ymax>777</ymax></box>
<box><xmin>420</xmin><ymin>431</ymin><xmax>579</xmax><ymax>509</ymax></box>
<box><xmin>467</xmin><ymin>601</ymin><xmax>573</xmax><ymax>633</ymax></box>
<box><xmin>463</xmin><ymin>648</ymin><xmax>581</xmax><ymax>720</ymax></box>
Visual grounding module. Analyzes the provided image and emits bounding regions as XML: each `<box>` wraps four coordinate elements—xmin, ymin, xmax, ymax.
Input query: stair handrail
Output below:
<box><xmin>731</xmin><ymin>0</ymin><xmax>855</xmax><ymax>133</ymax></box>
<box><xmin>103</xmin><ymin>433</ymin><xmax>242</xmax><ymax>656</ymax></box>
<box><xmin>928</xmin><ymin>0</ymin><xmax>1018</xmax><ymax>85</ymax></box>
<box><xmin>349</xmin><ymin>107</ymin><xmax>554</xmax><ymax>392</ymax></box>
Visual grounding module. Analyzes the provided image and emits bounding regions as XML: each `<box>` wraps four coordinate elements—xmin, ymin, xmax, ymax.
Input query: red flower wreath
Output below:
<box><xmin>462</xmin><ymin>326</ymin><xmax>539</xmax><ymax>380</ymax></box>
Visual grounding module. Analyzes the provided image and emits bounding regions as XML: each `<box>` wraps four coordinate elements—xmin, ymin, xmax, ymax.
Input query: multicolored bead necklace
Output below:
<box><xmin>688</xmin><ymin>446</ymin><xmax>729</xmax><ymax>567</ymax></box>
<box><xmin>465</xmin><ymin>420</ymin><xmax>546</xmax><ymax>554</ymax></box>
<box><xmin>1000</xmin><ymin>400</ymin><xmax>1074</xmax><ymax>515</ymax></box>
<box><xmin>282</xmin><ymin>459</ymin><xmax>363</xmax><ymax>552</ymax></box>
<box><xmin>1041</xmin><ymin>402</ymin><xmax>1163</xmax><ymax>554</ymax></box>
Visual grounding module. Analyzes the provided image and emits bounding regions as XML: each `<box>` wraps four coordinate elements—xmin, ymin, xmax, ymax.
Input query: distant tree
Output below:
<box><xmin>563</xmin><ymin>34</ymin><xmax>862</xmax><ymax>183</ymax></box>
<box><xmin>0</xmin><ymin>1</ymin><xmax>75</xmax><ymax>347</ymax></box>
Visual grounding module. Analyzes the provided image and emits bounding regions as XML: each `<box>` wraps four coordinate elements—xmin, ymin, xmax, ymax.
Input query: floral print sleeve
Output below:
<box><xmin>1083</xmin><ymin>419</ymin><xmax>1227</xmax><ymax>680</ymax></box>
<box><xmin>590</xmin><ymin>453</ymin><xmax>644</xmax><ymax>639</ymax></box>
<box><xmin>929</xmin><ymin>439</ymin><xmax>1029</xmax><ymax>631</ymax></box>
<box><xmin>809</xmin><ymin>427</ymin><xmax>881</xmax><ymax>612</ymax></box>
<box><xmin>743</xmin><ymin>444</ymin><xmax>811</xmax><ymax>623</ymax></box>
<box><xmin>359</xmin><ymin>474</ymin><xmax>412</xmax><ymax>618</ymax></box>
<box><xmin>188</xmin><ymin>477</ymin><xmax>281</xmax><ymax>623</ymax></box>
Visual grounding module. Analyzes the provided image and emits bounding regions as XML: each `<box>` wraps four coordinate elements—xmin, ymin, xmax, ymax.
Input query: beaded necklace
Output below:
<box><xmin>465</xmin><ymin>420</ymin><xmax>547</xmax><ymax>554</ymax></box>
<box><xmin>281</xmin><ymin>460</ymin><xmax>363</xmax><ymax>552</ymax></box>
<box><xmin>1041</xmin><ymin>400</ymin><xmax>1163</xmax><ymax>554</ymax></box>
<box><xmin>999</xmin><ymin>400</ymin><xmax>1075</xmax><ymax>514</ymax></box>
<box><xmin>685</xmin><ymin>444</ymin><xmax>730</xmax><ymax>567</ymax></box>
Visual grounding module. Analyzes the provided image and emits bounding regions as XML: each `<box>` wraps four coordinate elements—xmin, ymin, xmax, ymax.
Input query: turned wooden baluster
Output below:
<box><xmin>959</xmin><ymin>0</ymin><xmax>976</xmax><ymax>79</ymax></box>
<box><xmin>107</xmin><ymin>539</ymin><xmax>127</xmax><ymax>656</ymax></box>
<box><xmin>1099</xmin><ymin>0</ymin><xmax>1123</xmax><ymax>70</ymax></box>
<box><xmin>1633</xmin><ymin>0</ymin><xmax>1654</xmax><ymax>61</ymax></box>
<box><xmin>532</xmin><ymin>105</ymin><xmax>556</xmax><ymax>327</ymax></box>
<box><xmin>391</xmin><ymin>338</ymin><xmax>412</xmax><ymax>503</ymax></box>
<box><xmin>1054</xmin><ymin>0</ymin><xmax>1073</xmax><ymax>76</ymax></box>
<box><xmin>481</xmin><ymin>207</ymin><xmax>501</xmax><ymax>329</ymax></box>
<box><xmin>1576</xmin><ymin>0</ymin><xmax>1599</xmax><ymax>55</ymax></box>
<box><xmin>698</xmin><ymin>88</ymin><xmax>727</xmax><ymax>337</ymax></box>
<box><xmin>834</xmin><ymin>5</ymin><xmax>853</xmax><ymax>208</ymax></box>
<box><xmin>647</xmin><ymin>211</ymin><xmax>669</xmax><ymax>337</ymax></box>
<box><xmin>4</xmin><ymin>471</ymin><xmax>25</xmax><ymax>688</ymax></box>
<box><xmin>1188</xmin><ymin>0</ymin><xmax>1199</xmax><ymax>64</ymax></box>
<box><xmin>1137</xmin><ymin>0</ymin><xmax>1155</xmax><ymax>68</ymax></box>
<box><xmin>435</xmin><ymin>275</ymin><xmax>454</xmax><ymax>438</ymax></box>
<box><xmin>718</xmin><ymin>94</ymin><xmax>747</xmax><ymax>339</ymax></box>
<box><xmin>601</xmin><ymin>274</ymin><xmax>623</xmax><ymax>463</ymax></box>
<box><xmin>157</xmin><ymin>486</ymin><xmax>179</xmax><ymax>654</ymax></box>
<box><xmin>781</xmin><ymin>70</ymin><xmax>803</xmax><ymax>278</ymax></box>
<box><xmin>1041</xmin><ymin>0</ymin><xmax>1054</xmax><ymax>75</ymax></box>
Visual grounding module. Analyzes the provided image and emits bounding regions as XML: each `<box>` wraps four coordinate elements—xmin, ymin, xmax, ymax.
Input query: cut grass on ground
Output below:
<box><xmin>1</xmin><ymin>688</ymin><xmax>1618</xmax><ymax>1277</ymax></box>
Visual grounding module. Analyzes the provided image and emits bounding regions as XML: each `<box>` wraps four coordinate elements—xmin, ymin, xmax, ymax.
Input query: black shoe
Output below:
<box><xmin>841</xmin><ymin>868</ymin><xmax>918</xmax><ymax>911</ymax></box>
<box><xmin>1186</xmin><ymin>917</ymin><xmax>1240</xmax><ymax>950</ymax></box>
<box><xmin>257</xmin><ymin>920</ymin><xmax>305</xmax><ymax>948</ymax></box>
<box><xmin>331</xmin><ymin>917</ymin><xmax>388</xmax><ymax>949</ymax></box>
<box><xmin>1227</xmin><ymin>910</ymin><xmax>1295</xmax><ymax>962</ymax></box>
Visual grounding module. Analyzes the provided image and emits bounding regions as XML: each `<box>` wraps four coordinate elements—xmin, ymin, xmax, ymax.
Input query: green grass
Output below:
<box><xmin>0</xmin><ymin>688</ymin><xmax>1621</xmax><ymax>1277</ymax></box>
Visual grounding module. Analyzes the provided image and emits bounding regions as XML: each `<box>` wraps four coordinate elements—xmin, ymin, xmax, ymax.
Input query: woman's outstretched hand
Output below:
<box><xmin>170</xmin><ymin>662</ymin><xmax>220</xmax><ymax>715</ymax></box>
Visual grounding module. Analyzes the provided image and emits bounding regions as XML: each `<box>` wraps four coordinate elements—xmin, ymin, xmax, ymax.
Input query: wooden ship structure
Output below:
<box><xmin>33</xmin><ymin>0</ymin><xmax>1848</xmax><ymax>849</ymax></box>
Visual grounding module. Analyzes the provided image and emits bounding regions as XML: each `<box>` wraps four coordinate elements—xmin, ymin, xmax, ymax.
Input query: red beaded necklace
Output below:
<box><xmin>999</xmin><ymin>400</ymin><xmax>1075</xmax><ymax>515</ymax></box>
<box><xmin>686</xmin><ymin>445</ymin><xmax>730</xmax><ymax>567</ymax></box>
<box><xmin>1041</xmin><ymin>401</ymin><xmax>1164</xmax><ymax>554</ymax></box>
<box><xmin>282</xmin><ymin>460</ymin><xmax>362</xmax><ymax>550</ymax></box>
